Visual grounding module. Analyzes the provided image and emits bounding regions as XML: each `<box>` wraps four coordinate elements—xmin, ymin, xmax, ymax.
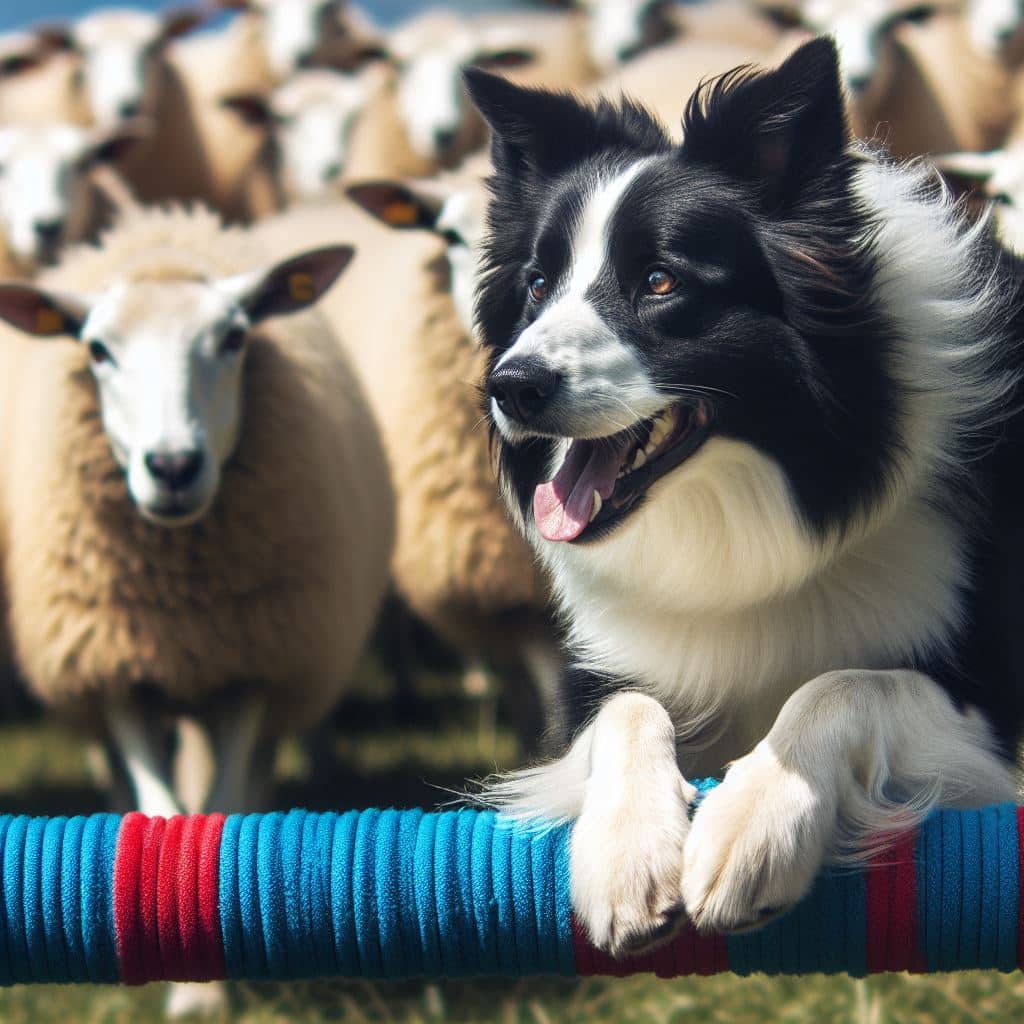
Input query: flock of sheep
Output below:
<box><xmin>0</xmin><ymin>0</ymin><xmax>1022</xmax><ymax>875</ymax></box>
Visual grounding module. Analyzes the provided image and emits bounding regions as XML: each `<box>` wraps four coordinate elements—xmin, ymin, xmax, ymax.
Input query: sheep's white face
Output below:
<box><xmin>79</xmin><ymin>280</ymin><xmax>251</xmax><ymax>526</ymax></box>
<box><xmin>390</xmin><ymin>23</ymin><xmax>535</xmax><ymax>164</ymax></box>
<box><xmin>795</xmin><ymin>0</ymin><xmax>943</xmax><ymax>105</ymax></box>
<box><xmin>937</xmin><ymin>146</ymin><xmax>1024</xmax><ymax>253</ymax></box>
<box><xmin>0</xmin><ymin>125</ymin><xmax>103</xmax><ymax>266</ymax></box>
<box><xmin>73</xmin><ymin>10</ymin><xmax>165</xmax><ymax>125</ymax></box>
<box><xmin>273</xmin><ymin>73</ymin><xmax>371</xmax><ymax>199</ymax></box>
<box><xmin>0</xmin><ymin>245</ymin><xmax>352</xmax><ymax>527</ymax></box>
<box><xmin>968</xmin><ymin>0</ymin><xmax>1024</xmax><ymax>54</ymax></box>
<box><xmin>581</xmin><ymin>0</ymin><xmax>675</xmax><ymax>72</ymax></box>
<box><xmin>253</xmin><ymin>0</ymin><xmax>348</xmax><ymax>80</ymax></box>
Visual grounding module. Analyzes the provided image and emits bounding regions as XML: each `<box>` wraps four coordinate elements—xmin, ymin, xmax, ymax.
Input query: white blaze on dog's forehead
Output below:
<box><xmin>493</xmin><ymin>158</ymin><xmax>666</xmax><ymax>437</ymax></box>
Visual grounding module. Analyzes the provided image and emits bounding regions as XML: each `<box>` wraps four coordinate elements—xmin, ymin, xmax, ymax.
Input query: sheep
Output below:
<box><xmin>934</xmin><ymin>144</ymin><xmax>1024</xmax><ymax>252</ymax></box>
<box><xmin>966</xmin><ymin>0</ymin><xmax>1024</xmax><ymax>64</ymax></box>
<box><xmin>209</xmin><ymin>0</ymin><xmax>387</xmax><ymax>84</ymax></box>
<box><xmin>253</xmin><ymin>187</ymin><xmax>566</xmax><ymax>746</ymax></box>
<box><xmin>339</xmin><ymin>8</ymin><xmax>597</xmax><ymax>180</ymax></box>
<box><xmin>572</xmin><ymin>0</ymin><xmax>784</xmax><ymax>72</ymax></box>
<box><xmin>774</xmin><ymin>0</ymin><xmax>1017</xmax><ymax>157</ymax></box>
<box><xmin>0</xmin><ymin>121</ymin><xmax>144</xmax><ymax>278</ymax></box>
<box><xmin>220</xmin><ymin>65</ymin><xmax>387</xmax><ymax>205</ymax></box>
<box><xmin>0</xmin><ymin>203</ymin><xmax>394</xmax><ymax>824</ymax></box>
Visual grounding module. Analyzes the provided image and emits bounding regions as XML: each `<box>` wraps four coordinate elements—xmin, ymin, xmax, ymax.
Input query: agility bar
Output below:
<box><xmin>0</xmin><ymin>792</ymin><xmax>1021</xmax><ymax>984</ymax></box>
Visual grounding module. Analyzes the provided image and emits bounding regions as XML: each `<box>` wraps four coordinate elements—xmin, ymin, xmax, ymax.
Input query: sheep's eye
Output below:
<box><xmin>900</xmin><ymin>5</ymin><xmax>937</xmax><ymax>25</ymax></box>
<box><xmin>88</xmin><ymin>340</ymin><xmax>113</xmax><ymax>365</ymax></box>
<box><xmin>992</xmin><ymin>192</ymin><xmax>1013</xmax><ymax>207</ymax></box>
<box><xmin>646</xmin><ymin>268</ymin><xmax>677</xmax><ymax>296</ymax></box>
<box><xmin>219</xmin><ymin>326</ymin><xmax>248</xmax><ymax>354</ymax></box>
<box><xmin>529</xmin><ymin>274</ymin><xmax>549</xmax><ymax>301</ymax></box>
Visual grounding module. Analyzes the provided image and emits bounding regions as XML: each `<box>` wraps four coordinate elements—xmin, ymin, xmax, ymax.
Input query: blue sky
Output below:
<box><xmin>0</xmin><ymin>1</ymin><xmax>519</xmax><ymax>34</ymax></box>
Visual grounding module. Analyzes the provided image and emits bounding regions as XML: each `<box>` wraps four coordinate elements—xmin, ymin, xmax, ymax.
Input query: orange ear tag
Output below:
<box><xmin>289</xmin><ymin>272</ymin><xmax>316</xmax><ymax>303</ymax></box>
<box><xmin>383</xmin><ymin>200</ymin><xmax>420</xmax><ymax>226</ymax></box>
<box><xmin>35</xmin><ymin>308</ymin><xmax>65</xmax><ymax>335</ymax></box>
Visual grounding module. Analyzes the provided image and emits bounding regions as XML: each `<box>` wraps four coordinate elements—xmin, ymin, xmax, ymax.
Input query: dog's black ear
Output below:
<box><xmin>681</xmin><ymin>38</ymin><xmax>848</xmax><ymax>208</ymax></box>
<box><xmin>464</xmin><ymin>67</ymin><xmax>666</xmax><ymax>181</ymax></box>
<box><xmin>463</xmin><ymin>68</ymin><xmax>596</xmax><ymax>179</ymax></box>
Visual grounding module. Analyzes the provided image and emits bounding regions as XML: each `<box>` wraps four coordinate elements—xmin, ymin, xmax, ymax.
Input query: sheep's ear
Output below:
<box><xmin>34</xmin><ymin>23</ymin><xmax>76</xmax><ymax>53</ymax></box>
<box><xmin>221</xmin><ymin>246</ymin><xmax>355</xmax><ymax>322</ymax></box>
<box><xmin>82</xmin><ymin>118</ymin><xmax>152</xmax><ymax>166</ymax></box>
<box><xmin>346</xmin><ymin>181</ymin><xmax>443</xmax><ymax>230</ymax></box>
<box><xmin>0</xmin><ymin>284</ymin><xmax>90</xmax><ymax>338</ymax></box>
<box><xmin>159</xmin><ymin>7</ymin><xmax>207</xmax><ymax>43</ymax></box>
<box><xmin>220</xmin><ymin>93</ymin><xmax>276</xmax><ymax>127</ymax></box>
<box><xmin>680</xmin><ymin>37</ymin><xmax>848</xmax><ymax>209</ymax></box>
<box><xmin>933</xmin><ymin>151</ymin><xmax>1000</xmax><ymax>184</ymax></box>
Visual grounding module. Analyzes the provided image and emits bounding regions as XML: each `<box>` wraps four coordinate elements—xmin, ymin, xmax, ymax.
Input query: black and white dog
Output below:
<box><xmin>465</xmin><ymin>38</ymin><xmax>1024</xmax><ymax>954</ymax></box>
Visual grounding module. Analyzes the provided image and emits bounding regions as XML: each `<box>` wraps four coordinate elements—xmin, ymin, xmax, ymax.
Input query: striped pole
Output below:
<box><xmin>0</xmin><ymin>798</ymin><xmax>1021</xmax><ymax>984</ymax></box>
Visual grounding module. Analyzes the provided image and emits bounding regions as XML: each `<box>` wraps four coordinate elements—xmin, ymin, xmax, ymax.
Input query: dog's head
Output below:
<box><xmin>467</xmin><ymin>39</ymin><xmax>919</xmax><ymax>611</ymax></box>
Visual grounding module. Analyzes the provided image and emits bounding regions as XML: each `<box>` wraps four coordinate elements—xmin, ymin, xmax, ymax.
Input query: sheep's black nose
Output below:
<box><xmin>118</xmin><ymin>99</ymin><xmax>141</xmax><ymax>120</ymax></box>
<box><xmin>487</xmin><ymin>360</ymin><xmax>560</xmax><ymax>424</ymax></box>
<box><xmin>846</xmin><ymin>73</ymin><xmax>871</xmax><ymax>95</ymax></box>
<box><xmin>433</xmin><ymin>127</ymin><xmax>457</xmax><ymax>153</ymax></box>
<box><xmin>323</xmin><ymin>161</ymin><xmax>343</xmax><ymax>182</ymax></box>
<box><xmin>145</xmin><ymin>450</ymin><xmax>205</xmax><ymax>489</ymax></box>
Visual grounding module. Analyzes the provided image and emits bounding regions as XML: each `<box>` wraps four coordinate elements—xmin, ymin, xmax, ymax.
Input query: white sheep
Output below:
<box><xmin>776</xmin><ymin>0</ymin><xmax>1016</xmax><ymax>157</ymax></box>
<box><xmin>0</xmin><ymin>32</ymin><xmax>88</xmax><ymax>124</ymax></box>
<box><xmin>0</xmin><ymin>121</ymin><xmax>144</xmax><ymax>277</ymax></box>
<box><xmin>220</xmin><ymin>66</ymin><xmax>387</xmax><ymax>204</ymax></box>
<box><xmin>575</xmin><ymin>0</ymin><xmax>784</xmax><ymax>72</ymax></box>
<box><xmin>0</xmin><ymin>203</ymin><xmax>394</xmax><ymax>822</ymax></box>
<box><xmin>340</xmin><ymin>7</ymin><xmax>597</xmax><ymax>180</ymax></box>
<box><xmin>966</xmin><ymin>0</ymin><xmax>1024</xmax><ymax>63</ymax></box>
<box><xmin>254</xmin><ymin>187</ymin><xmax>566</xmax><ymax>745</ymax></box>
<box><xmin>209</xmin><ymin>0</ymin><xmax>386</xmax><ymax>84</ymax></box>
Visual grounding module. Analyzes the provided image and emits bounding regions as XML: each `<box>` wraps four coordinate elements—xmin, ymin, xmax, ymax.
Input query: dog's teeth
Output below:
<box><xmin>632</xmin><ymin>449</ymin><xmax>647</xmax><ymax>469</ymax></box>
<box><xmin>590</xmin><ymin>490</ymin><xmax>602</xmax><ymax>522</ymax></box>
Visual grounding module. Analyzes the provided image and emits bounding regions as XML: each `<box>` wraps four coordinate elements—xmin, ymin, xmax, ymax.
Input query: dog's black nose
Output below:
<box><xmin>145</xmin><ymin>449</ymin><xmax>205</xmax><ymax>489</ymax></box>
<box><xmin>433</xmin><ymin>127</ymin><xmax>457</xmax><ymax>153</ymax></box>
<box><xmin>487</xmin><ymin>360</ymin><xmax>560</xmax><ymax>424</ymax></box>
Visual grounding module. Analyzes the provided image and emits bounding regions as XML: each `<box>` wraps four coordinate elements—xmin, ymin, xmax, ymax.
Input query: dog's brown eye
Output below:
<box><xmin>647</xmin><ymin>268</ymin><xmax>677</xmax><ymax>296</ymax></box>
<box><xmin>88</xmin><ymin>340</ymin><xmax>112</xmax><ymax>365</ymax></box>
<box><xmin>529</xmin><ymin>274</ymin><xmax>549</xmax><ymax>301</ymax></box>
<box><xmin>220</xmin><ymin>326</ymin><xmax>247</xmax><ymax>354</ymax></box>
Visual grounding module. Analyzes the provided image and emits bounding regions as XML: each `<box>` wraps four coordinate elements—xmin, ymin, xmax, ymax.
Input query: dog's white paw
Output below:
<box><xmin>571</xmin><ymin>766</ymin><xmax>694</xmax><ymax>957</ymax></box>
<box><xmin>682</xmin><ymin>743</ymin><xmax>834</xmax><ymax>934</ymax></box>
<box><xmin>165</xmin><ymin>980</ymin><xmax>228</xmax><ymax>1019</ymax></box>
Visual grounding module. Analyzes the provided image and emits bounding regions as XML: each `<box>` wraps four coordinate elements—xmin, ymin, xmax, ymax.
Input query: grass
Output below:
<box><xmin>0</xmin><ymin>657</ymin><xmax>1021</xmax><ymax>1022</ymax></box>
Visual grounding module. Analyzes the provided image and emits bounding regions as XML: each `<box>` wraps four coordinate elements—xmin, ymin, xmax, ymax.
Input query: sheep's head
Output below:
<box><xmin>764</xmin><ymin>0</ymin><xmax>953</xmax><ymax>109</ymax></box>
<box><xmin>386</xmin><ymin>14</ymin><xmax>537</xmax><ymax>165</ymax></box>
<box><xmin>222</xmin><ymin>67</ymin><xmax>382</xmax><ymax>200</ymax></box>
<box><xmin>38</xmin><ymin>6</ymin><xmax>204</xmax><ymax>125</ymax></box>
<box><xmin>0</xmin><ymin>245</ymin><xmax>352</xmax><ymax>527</ymax></box>
<box><xmin>967</xmin><ymin>0</ymin><xmax>1024</xmax><ymax>60</ymax></box>
<box><xmin>0</xmin><ymin>122</ymin><xmax>145</xmax><ymax>266</ymax></box>
<box><xmin>347</xmin><ymin>177</ymin><xmax>488</xmax><ymax>337</ymax></box>
<box><xmin>935</xmin><ymin>146</ymin><xmax>1024</xmax><ymax>253</ymax></box>
<box><xmin>576</xmin><ymin>0</ymin><xmax>678</xmax><ymax>72</ymax></box>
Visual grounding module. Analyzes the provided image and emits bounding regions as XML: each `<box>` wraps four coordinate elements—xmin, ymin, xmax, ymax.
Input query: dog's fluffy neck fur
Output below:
<box><xmin>525</xmin><ymin>154</ymin><xmax>1013</xmax><ymax>770</ymax></box>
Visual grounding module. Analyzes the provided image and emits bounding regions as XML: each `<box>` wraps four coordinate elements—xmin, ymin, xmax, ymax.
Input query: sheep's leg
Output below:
<box><xmin>103</xmin><ymin>699</ymin><xmax>181</xmax><ymax>818</ymax></box>
<box><xmin>203</xmin><ymin>690</ymin><xmax>268</xmax><ymax>815</ymax></box>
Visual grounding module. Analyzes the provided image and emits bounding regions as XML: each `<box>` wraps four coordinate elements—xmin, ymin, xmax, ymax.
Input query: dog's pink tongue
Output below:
<box><xmin>533</xmin><ymin>440</ymin><xmax>624</xmax><ymax>542</ymax></box>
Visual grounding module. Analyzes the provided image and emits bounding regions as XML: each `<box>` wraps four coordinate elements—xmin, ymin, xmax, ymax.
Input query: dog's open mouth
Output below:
<box><xmin>532</xmin><ymin>400</ymin><xmax>711</xmax><ymax>543</ymax></box>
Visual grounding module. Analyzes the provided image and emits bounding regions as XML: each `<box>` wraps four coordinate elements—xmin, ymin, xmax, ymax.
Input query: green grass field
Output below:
<box><xmin>0</xmin><ymin>659</ymin><xmax>1021</xmax><ymax>1023</ymax></box>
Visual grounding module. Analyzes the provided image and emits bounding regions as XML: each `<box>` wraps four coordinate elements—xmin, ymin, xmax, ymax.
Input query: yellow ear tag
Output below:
<box><xmin>35</xmin><ymin>308</ymin><xmax>64</xmax><ymax>335</ymax></box>
<box><xmin>289</xmin><ymin>272</ymin><xmax>316</xmax><ymax>303</ymax></box>
<box><xmin>383</xmin><ymin>200</ymin><xmax>420</xmax><ymax>226</ymax></box>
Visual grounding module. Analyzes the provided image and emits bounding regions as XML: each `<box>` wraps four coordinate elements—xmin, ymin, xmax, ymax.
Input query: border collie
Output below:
<box><xmin>464</xmin><ymin>37</ymin><xmax>1024</xmax><ymax>954</ymax></box>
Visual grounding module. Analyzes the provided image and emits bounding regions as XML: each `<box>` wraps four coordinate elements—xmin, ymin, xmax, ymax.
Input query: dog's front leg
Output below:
<box><xmin>569</xmin><ymin>691</ymin><xmax>695</xmax><ymax>956</ymax></box>
<box><xmin>682</xmin><ymin>670</ymin><xmax>1016</xmax><ymax>934</ymax></box>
